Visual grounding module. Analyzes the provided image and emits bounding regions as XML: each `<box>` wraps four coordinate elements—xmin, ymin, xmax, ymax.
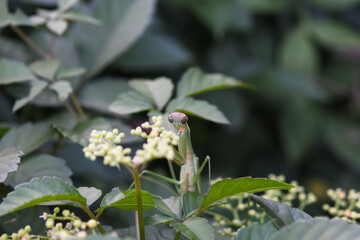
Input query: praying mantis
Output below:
<box><xmin>168</xmin><ymin>112</ymin><xmax>210</xmax><ymax>194</ymax></box>
<box><xmin>138</xmin><ymin>112</ymin><xmax>210</xmax><ymax>194</ymax></box>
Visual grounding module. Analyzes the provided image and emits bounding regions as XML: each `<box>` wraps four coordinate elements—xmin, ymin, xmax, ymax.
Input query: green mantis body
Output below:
<box><xmin>168</xmin><ymin>112</ymin><xmax>208</xmax><ymax>193</ymax></box>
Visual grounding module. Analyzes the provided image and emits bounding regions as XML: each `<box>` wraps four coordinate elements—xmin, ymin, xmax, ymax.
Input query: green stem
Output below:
<box><xmin>64</xmin><ymin>101</ymin><xmax>80</xmax><ymax>122</ymax></box>
<box><xmin>173</xmin><ymin>231</ymin><xmax>181</xmax><ymax>240</ymax></box>
<box><xmin>70</xmin><ymin>93</ymin><xmax>87</xmax><ymax>121</ymax></box>
<box><xmin>10</xmin><ymin>25</ymin><xmax>49</xmax><ymax>59</ymax></box>
<box><xmin>133</xmin><ymin>167</ymin><xmax>145</xmax><ymax>240</ymax></box>
<box><xmin>80</xmin><ymin>203</ymin><xmax>106</xmax><ymax>234</ymax></box>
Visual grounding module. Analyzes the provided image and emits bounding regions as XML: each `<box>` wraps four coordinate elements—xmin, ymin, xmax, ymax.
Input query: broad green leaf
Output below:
<box><xmin>129</xmin><ymin>77</ymin><xmax>174</xmax><ymax>110</ymax></box>
<box><xmin>234</xmin><ymin>221</ymin><xmax>278</xmax><ymax>240</ymax></box>
<box><xmin>0</xmin><ymin>59</ymin><xmax>36</xmax><ymax>84</ymax></box>
<box><xmin>97</xmin><ymin>188</ymin><xmax>157</xmax><ymax>212</ymax></box>
<box><xmin>326</xmin><ymin>118</ymin><xmax>360</xmax><ymax>171</ymax></box>
<box><xmin>47</xmin><ymin>19</ymin><xmax>68</xmax><ymax>35</ymax></box>
<box><xmin>309</xmin><ymin>0</ymin><xmax>360</xmax><ymax>11</ymax></box>
<box><xmin>62</xmin><ymin>11</ymin><xmax>101</xmax><ymax>25</ymax></box>
<box><xmin>279</xmin><ymin>27</ymin><xmax>318</xmax><ymax>75</ymax></box>
<box><xmin>171</xmin><ymin>217</ymin><xmax>214</xmax><ymax>240</ymax></box>
<box><xmin>280</xmin><ymin>98</ymin><xmax>322</xmax><ymax>163</ymax></box>
<box><xmin>144</xmin><ymin>214</ymin><xmax>174</xmax><ymax>225</ymax></box>
<box><xmin>239</xmin><ymin>0</ymin><xmax>290</xmax><ymax>13</ymax></box>
<box><xmin>0</xmin><ymin>122</ymin><xmax>55</xmax><ymax>155</ymax></box>
<box><xmin>115</xmin><ymin>32</ymin><xmax>192</xmax><ymax>71</ymax></box>
<box><xmin>182</xmin><ymin>192</ymin><xmax>203</xmax><ymax>218</ymax></box>
<box><xmin>79</xmin><ymin>78</ymin><xmax>130</xmax><ymax>114</ymax></box>
<box><xmin>0</xmin><ymin>206</ymin><xmax>48</xmax><ymax>235</ymax></box>
<box><xmin>74</xmin><ymin>0</ymin><xmax>156</xmax><ymax>78</ymax></box>
<box><xmin>13</xmin><ymin>80</ymin><xmax>48</xmax><ymax>112</ymax></box>
<box><xmin>269</xmin><ymin>218</ymin><xmax>360</xmax><ymax>240</ymax></box>
<box><xmin>54</xmin><ymin>117</ymin><xmax>112</xmax><ymax>146</ymax></box>
<box><xmin>166</xmin><ymin>98</ymin><xmax>229</xmax><ymax>124</ymax></box>
<box><xmin>0</xmin><ymin>1</ymin><xmax>33</xmax><ymax>28</ymax></box>
<box><xmin>153</xmin><ymin>196</ymin><xmax>181</xmax><ymax>220</ymax></box>
<box><xmin>78</xmin><ymin>187</ymin><xmax>102</xmax><ymax>207</ymax></box>
<box><xmin>4</xmin><ymin>154</ymin><xmax>73</xmax><ymax>187</ymax></box>
<box><xmin>196</xmin><ymin>178</ymin><xmax>293</xmax><ymax>215</ymax></box>
<box><xmin>29</xmin><ymin>59</ymin><xmax>60</xmax><ymax>80</ymax></box>
<box><xmin>177</xmin><ymin>67</ymin><xmax>251</xmax><ymax>98</ymax></box>
<box><xmin>109</xmin><ymin>91</ymin><xmax>154</xmax><ymax>115</ymax></box>
<box><xmin>0</xmin><ymin>147</ymin><xmax>23</xmax><ymax>183</ymax></box>
<box><xmin>57</xmin><ymin>67</ymin><xmax>86</xmax><ymax>79</ymax></box>
<box><xmin>0</xmin><ymin>176</ymin><xmax>86</xmax><ymax>217</ymax></box>
<box><xmin>50</xmin><ymin>80</ymin><xmax>73</xmax><ymax>101</ymax></box>
<box><xmin>251</xmin><ymin>194</ymin><xmax>312</xmax><ymax>229</ymax></box>
<box><xmin>312</xmin><ymin>20</ymin><xmax>360</xmax><ymax>49</ymax></box>
<box><xmin>66</xmin><ymin>236</ymin><xmax>122</xmax><ymax>240</ymax></box>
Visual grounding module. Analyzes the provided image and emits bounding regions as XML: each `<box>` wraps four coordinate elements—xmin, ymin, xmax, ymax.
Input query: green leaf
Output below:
<box><xmin>57</xmin><ymin>67</ymin><xmax>86</xmax><ymax>79</ymax></box>
<box><xmin>326</xmin><ymin>118</ymin><xmax>360</xmax><ymax>171</ymax></box>
<box><xmin>0</xmin><ymin>59</ymin><xmax>37</xmax><ymax>85</ymax></box>
<box><xmin>97</xmin><ymin>188</ymin><xmax>158</xmax><ymax>212</ymax></box>
<box><xmin>54</xmin><ymin>117</ymin><xmax>112</xmax><ymax>146</ymax></box>
<box><xmin>234</xmin><ymin>221</ymin><xmax>278</xmax><ymax>240</ymax></box>
<box><xmin>109</xmin><ymin>91</ymin><xmax>155</xmax><ymax>115</ymax></box>
<box><xmin>269</xmin><ymin>218</ymin><xmax>360</xmax><ymax>240</ymax></box>
<box><xmin>4</xmin><ymin>154</ymin><xmax>73</xmax><ymax>187</ymax></box>
<box><xmin>309</xmin><ymin>0</ymin><xmax>360</xmax><ymax>11</ymax></box>
<box><xmin>66</xmin><ymin>236</ymin><xmax>125</xmax><ymax>240</ymax></box>
<box><xmin>61</xmin><ymin>11</ymin><xmax>101</xmax><ymax>25</ymax></box>
<box><xmin>115</xmin><ymin>32</ymin><xmax>192</xmax><ymax>71</ymax></box>
<box><xmin>250</xmin><ymin>194</ymin><xmax>312</xmax><ymax>229</ymax></box>
<box><xmin>0</xmin><ymin>1</ymin><xmax>33</xmax><ymax>28</ymax></box>
<box><xmin>129</xmin><ymin>77</ymin><xmax>174</xmax><ymax>110</ymax></box>
<box><xmin>182</xmin><ymin>192</ymin><xmax>203</xmax><ymax>218</ymax></box>
<box><xmin>0</xmin><ymin>176</ymin><xmax>86</xmax><ymax>217</ymax></box>
<box><xmin>0</xmin><ymin>122</ymin><xmax>55</xmax><ymax>155</ymax></box>
<box><xmin>171</xmin><ymin>217</ymin><xmax>215</xmax><ymax>240</ymax></box>
<box><xmin>144</xmin><ymin>214</ymin><xmax>174</xmax><ymax>225</ymax></box>
<box><xmin>29</xmin><ymin>59</ymin><xmax>60</xmax><ymax>80</ymax></box>
<box><xmin>196</xmin><ymin>178</ymin><xmax>293</xmax><ymax>215</ymax></box>
<box><xmin>153</xmin><ymin>196</ymin><xmax>181</xmax><ymax>220</ymax></box>
<box><xmin>79</xmin><ymin>77</ymin><xmax>130</xmax><ymax>114</ymax></box>
<box><xmin>0</xmin><ymin>147</ymin><xmax>23</xmax><ymax>183</ymax></box>
<box><xmin>13</xmin><ymin>80</ymin><xmax>48</xmax><ymax>112</ymax></box>
<box><xmin>78</xmin><ymin>187</ymin><xmax>102</xmax><ymax>207</ymax></box>
<box><xmin>177</xmin><ymin>67</ymin><xmax>251</xmax><ymax>98</ymax></box>
<box><xmin>280</xmin><ymin>98</ymin><xmax>322</xmax><ymax>163</ymax></box>
<box><xmin>279</xmin><ymin>27</ymin><xmax>318</xmax><ymax>75</ymax></box>
<box><xmin>312</xmin><ymin>20</ymin><xmax>360</xmax><ymax>49</ymax></box>
<box><xmin>75</xmin><ymin>0</ymin><xmax>156</xmax><ymax>78</ymax></box>
<box><xmin>50</xmin><ymin>80</ymin><xmax>73</xmax><ymax>101</ymax></box>
<box><xmin>46</xmin><ymin>20</ymin><xmax>68</xmax><ymax>35</ymax></box>
<box><xmin>0</xmin><ymin>206</ymin><xmax>48</xmax><ymax>235</ymax></box>
<box><xmin>166</xmin><ymin>98</ymin><xmax>229</xmax><ymax>124</ymax></box>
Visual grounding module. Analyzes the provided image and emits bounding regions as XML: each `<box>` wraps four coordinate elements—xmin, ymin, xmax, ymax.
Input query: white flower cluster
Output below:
<box><xmin>323</xmin><ymin>188</ymin><xmax>360</xmax><ymax>222</ymax></box>
<box><xmin>83</xmin><ymin>116</ymin><xmax>179</xmax><ymax>168</ymax></box>
<box><xmin>83</xmin><ymin>129</ymin><xmax>132</xmax><ymax>167</ymax></box>
<box><xmin>131</xmin><ymin>116</ymin><xmax>179</xmax><ymax>165</ymax></box>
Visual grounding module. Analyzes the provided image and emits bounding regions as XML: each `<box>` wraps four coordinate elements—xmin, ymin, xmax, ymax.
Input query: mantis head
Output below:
<box><xmin>168</xmin><ymin>112</ymin><xmax>188</xmax><ymax>134</ymax></box>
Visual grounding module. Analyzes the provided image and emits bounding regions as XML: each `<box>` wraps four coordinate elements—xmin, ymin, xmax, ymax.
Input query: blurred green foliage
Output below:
<box><xmin>0</xmin><ymin>0</ymin><xmax>360</xmax><ymax>228</ymax></box>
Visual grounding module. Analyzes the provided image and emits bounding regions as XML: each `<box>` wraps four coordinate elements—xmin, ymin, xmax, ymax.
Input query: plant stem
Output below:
<box><xmin>70</xmin><ymin>93</ymin><xmax>87</xmax><ymax>121</ymax></box>
<box><xmin>10</xmin><ymin>25</ymin><xmax>49</xmax><ymax>59</ymax></box>
<box><xmin>133</xmin><ymin>167</ymin><xmax>145</xmax><ymax>240</ymax></box>
<box><xmin>173</xmin><ymin>231</ymin><xmax>181</xmax><ymax>240</ymax></box>
<box><xmin>80</xmin><ymin>203</ymin><xmax>106</xmax><ymax>234</ymax></box>
<box><xmin>64</xmin><ymin>101</ymin><xmax>80</xmax><ymax>122</ymax></box>
<box><xmin>49</xmin><ymin>33</ymin><xmax>56</xmax><ymax>58</ymax></box>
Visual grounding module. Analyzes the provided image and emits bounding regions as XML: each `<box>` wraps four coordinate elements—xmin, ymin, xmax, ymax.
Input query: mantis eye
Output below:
<box><xmin>181</xmin><ymin>115</ymin><xmax>188</xmax><ymax>124</ymax></box>
<box><xmin>168</xmin><ymin>115</ymin><xmax>174</xmax><ymax>123</ymax></box>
